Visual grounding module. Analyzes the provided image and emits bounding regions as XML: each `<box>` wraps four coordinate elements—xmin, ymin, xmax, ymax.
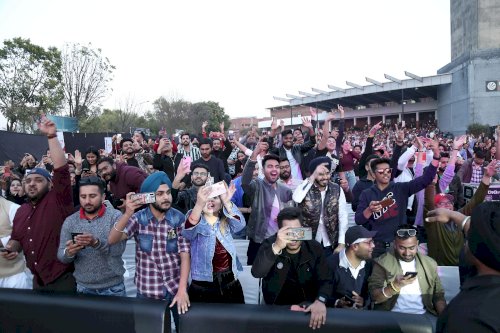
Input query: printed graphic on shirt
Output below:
<box><xmin>373</xmin><ymin>192</ymin><xmax>398</xmax><ymax>220</ymax></box>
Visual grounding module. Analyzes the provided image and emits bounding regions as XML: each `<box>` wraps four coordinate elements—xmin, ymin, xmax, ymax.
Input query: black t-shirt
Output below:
<box><xmin>274</xmin><ymin>252</ymin><xmax>306</xmax><ymax>305</ymax></box>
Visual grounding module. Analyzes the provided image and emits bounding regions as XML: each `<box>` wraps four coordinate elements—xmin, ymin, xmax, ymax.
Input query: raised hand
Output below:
<box><xmin>337</xmin><ymin>104</ymin><xmax>345</xmax><ymax>115</ymax></box>
<box><xmin>301</xmin><ymin>117</ymin><xmax>312</xmax><ymax>128</ymax></box>
<box><xmin>220</xmin><ymin>182</ymin><xmax>236</xmax><ymax>204</ymax></box>
<box><xmin>74</xmin><ymin>150</ymin><xmax>83</xmax><ymax>166</ymax></box>
<box><xmin>37</xmin><ymin>115</ymin><xmax>57</xmax><ymax>136</ymax></box>
<box><xmin>270</xmin><ymin>117</ymin><xmax>278</xmax><ymax>130</ymax></box>
<box><xmin>325</xmin><ymin>112</ymin><xmax>336</xmax><ymax>122</ymax></box>
<box><xmin>202</xmin><ymin>121</ymin><xmax>208</xmax><ymax>130</ymax></box>
<box><xmin>196</xmin><ymin>186</ymin><xmax>213</xmax><ymax>207</ymax></box>
<box><xmin>309</xmin><ymin>107</ymin><xmax>317</xmax><ymax>118</ymax></box>
<box><xmin>368</xmin><ymin>121</ymin><xmax>382</xmax><ymax>136</ymax></box>
<box><xmin>453</xmin><ymin>135</ymin><xmax>467</xmax><ymax>150</ymax></box>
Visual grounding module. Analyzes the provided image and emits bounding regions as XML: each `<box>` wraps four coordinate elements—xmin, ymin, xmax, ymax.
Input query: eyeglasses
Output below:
<box><xmin>375</xmin><ymin>168</ymin><xmax>392</xmax><ymax>175</ymax></box>
<box><xmin>396</xmin><ymin>229</ymin><xmax>417</xmax><ymax>238</ymax></box>
<box><xmin>359</xmin><ymin>240</ymin><xmax>375</xmax><ymax>245</ymax></box>
<box><xmin>192</xmin><ymin>172</ymin><xmax>208</xmax><ymax>177</ymax></box>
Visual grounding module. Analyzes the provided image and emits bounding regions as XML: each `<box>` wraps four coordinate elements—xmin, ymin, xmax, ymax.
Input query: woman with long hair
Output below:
<box><xmin>183</xmin><ymin>182</ymin><xmax>246</xmax><ymax>304</ymax></box>
<box><xmin>5</xmin><ymin>178</ymin><xmax>26</xmax><ymax>205</ymax></box>
<box><xmin>82</xmin><ymin>146</ymin><xmax>100</xmax><ymax>174</ymax></box>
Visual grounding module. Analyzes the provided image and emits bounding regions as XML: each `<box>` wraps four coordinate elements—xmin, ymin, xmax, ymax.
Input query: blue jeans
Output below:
<box><xmin>76</xmin><ymin>281</ymin><xmax>126</xmax><ymax>297</ymax></box>
<box><xmin>137</xmin><ymin>290</ymin><xmax>179</xmax><ymax>330</ymax></box>
<box><xmin>344</xmin><ymin>170</ymin><xmax>357</xmax><ymax>191</ymax></box>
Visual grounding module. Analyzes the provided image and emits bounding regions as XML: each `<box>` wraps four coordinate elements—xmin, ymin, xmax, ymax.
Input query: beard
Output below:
<box><xmin>83</xmin><ymin>204</ymin><xmax>101</xmax><ymax>215</ymax></box>
<box><xmin>26</xmin><ymin>184</ymin><xmax>50</xmax><ymax>202</ymax></box>
<box><xmin>280</xmin><ymin>171</ymin><xmax>290</xmax><ymax>180</ymax></box>
<box><xmin>152</xmin><ymin>201</ymin><xmax>171</xmax><ymax>213</ymax></box>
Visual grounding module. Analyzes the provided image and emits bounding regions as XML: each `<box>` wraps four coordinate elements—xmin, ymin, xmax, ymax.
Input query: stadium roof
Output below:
<box><xmin>270</xmin><ymin>72</ymin><xmax>452</xmax><ymax>111</ymax></box>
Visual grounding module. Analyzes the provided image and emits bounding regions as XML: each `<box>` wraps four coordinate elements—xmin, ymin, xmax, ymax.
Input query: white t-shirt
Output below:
<box><xmin>285</xmin><ymin>148</ymin><xmax>302</xmax><ymax>180</ymax></box>
<box><xmin>391</xmin><ymin>259</ymin><xmax>426</xmax><ymax>315</ymax></box>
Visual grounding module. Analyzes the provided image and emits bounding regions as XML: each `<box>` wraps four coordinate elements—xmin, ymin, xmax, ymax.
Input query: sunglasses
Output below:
<box><xmin>375</xmin><ymin>168</ymin><xmax>392</xmax><ymax>175</ymax></box>
<box><xmin>396</xmin><ymin>229</ymin><xmax>417</xmax><ymax>238</ymax></box>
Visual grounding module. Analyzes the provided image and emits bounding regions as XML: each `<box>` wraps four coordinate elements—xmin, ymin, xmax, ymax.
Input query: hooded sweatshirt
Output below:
<box><xmin>355</xmin><ymin>164</ymin><xmax>437</xmax><ymax>243</ymax></box>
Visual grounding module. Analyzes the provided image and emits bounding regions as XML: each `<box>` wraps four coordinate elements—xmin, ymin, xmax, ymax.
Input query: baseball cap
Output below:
<box><xmin>26</xmin><ymin>168</ymin><xmax>52</xmax><ymax>181</ymax></box>
<box><xmin>434</xmin><ymin>193</ymin><xmax>454</xmax><ymax>206</ymax></box>
<box><xmin>345</xmin><ymin>226</ymin><xmax>377</xmax><ymax>246</ymax></box>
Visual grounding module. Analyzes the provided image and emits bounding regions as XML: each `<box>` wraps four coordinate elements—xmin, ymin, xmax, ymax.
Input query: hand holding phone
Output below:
<box><xmin>404</xmin><ymin>271</ymin><xmax>418</xmax><ymax>279</ymax></box>
<box><xmin>286</xmin><ymin>227</ymin><xmax>312</xmax><ymax>241</ymax></box>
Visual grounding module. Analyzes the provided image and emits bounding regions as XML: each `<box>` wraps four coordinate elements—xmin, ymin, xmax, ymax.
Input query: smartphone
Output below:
<box><xmin>65</xmin><ymin>153</ymin><xmax>70</xmax><ymax>159</ymax></box>
<box><xmin>287</xmin><ymin>227</ymin><xmax>313</xmax><ymax>241</ymax></box>
<box><xmin>343</xmin><ymin>294</ymin><xmax>355</xmax><ymax>306</ymax></box>
<box><xmin>207</xmin><ymin>181</ymin><xmax>227</xmax><ymax>199</ymax></box>
<box><xmin>71</xmin><ymin>232</ymin><xmax>84</xmax><ymax>244</ymax></box>
<box><xmin>131</xmin><ymin>192</ymin><xmax>157</xmax><ymax>204</ymax></box>
<box><xmin>103</xmin><ymin>200</ymin><xmax>114</xmax><ymax>209</ymax></box>
<box><xmin>379</xmin><ymin>198</ymin><xmax>395</xmax><ymax>208</ymax></box>
<box><xmin>404</xmin><ymin>271</ymin><xmax>418</xmax><ymax>278</ymax></box>
<box><xmin>183</xmin><ymin>156</ymin><xmax>192</xmax><ymax>170</ymax></box>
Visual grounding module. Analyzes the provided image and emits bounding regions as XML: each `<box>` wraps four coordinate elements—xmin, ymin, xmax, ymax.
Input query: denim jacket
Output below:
<box><xmin>183</xmin><ymin>204</ymin><xmax>245</xmax><ymax>282</ymax></box>
<box><xmin>135</xmin><ymin>206</ymin><xmax>186</xmax><ymax>255</ymax></box>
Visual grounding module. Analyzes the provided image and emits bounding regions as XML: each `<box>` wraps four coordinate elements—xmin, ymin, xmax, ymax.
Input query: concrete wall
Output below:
<box><xmin>478</xmin><ymin>0</ymin><xmax>500</xmax><ymax>50</ymax></box>
<box><xmin>451</xmin><ymin>0</ymin><xmax>500</xmax><ymax>60</ymax></box>
<box><xmin>437</xmin><ymin>56</ymin><xmax>500</xmax><ymax>135</ymax></box>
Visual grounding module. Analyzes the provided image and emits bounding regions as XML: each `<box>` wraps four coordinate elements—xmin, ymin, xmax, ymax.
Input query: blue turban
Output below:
<box><xmin>140</xmin><ymin>171</ymin><xmax>172</xmax><ymax>193</ymax></box>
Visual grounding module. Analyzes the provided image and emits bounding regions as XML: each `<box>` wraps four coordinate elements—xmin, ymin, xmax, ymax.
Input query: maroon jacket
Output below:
<box><xmin>109</xmin><ymin>163</ymin><xmax>147</xmax><ymax>200</ymax></box>
<box><xmin>11</xmin><ymin>164</ymin><xmax>75</xmax><ymax>285</ymax></box>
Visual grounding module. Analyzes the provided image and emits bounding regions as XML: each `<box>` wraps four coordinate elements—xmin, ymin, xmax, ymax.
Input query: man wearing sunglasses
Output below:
<box><xmin>368</xmin><ymin>225</ymin><xmax>446</xmax><ymax>325</ymax></box>
<box><xmin>57</xmin><ymin>177</ymin><xmax>127</xmax><ymax>296</ymax></box>
<box><xmin>355</xmin><ymin>140</ymin><xmax>440</xmax><ymax>258</ymax></box>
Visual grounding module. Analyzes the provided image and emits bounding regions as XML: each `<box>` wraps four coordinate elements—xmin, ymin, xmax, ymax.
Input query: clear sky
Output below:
<box><xmin>0</xmin><ymin>0</ymin><xmax>450</xmax><ymax>126</ymax></box>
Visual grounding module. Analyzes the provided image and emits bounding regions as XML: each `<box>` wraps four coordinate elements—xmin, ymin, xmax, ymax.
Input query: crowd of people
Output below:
<box><xmin>0</xmin><ymin>108</ymin><xmax>499</xmax><ymax>332</ymax></box>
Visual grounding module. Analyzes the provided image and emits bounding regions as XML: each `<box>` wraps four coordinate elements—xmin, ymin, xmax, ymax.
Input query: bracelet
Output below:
<box><xmin>452</xmin><ymin>148</ymin><xmax>459</xmax><ymax>151</ymax></box>
<box><xmin>271</xmin><ymin>242</ymin><xmax>282</xmax><ymax>256</ymax></box>
<box><xmin>47</xmin><ymin>134</ymin><xmax>57</xmax><ymax>139</ymax></box>
<box><xmin>113</xmin><ymin>222</ymin><xmax>127</xmax><ymax>234</ymax></box>
<box><xmin>390</xmin><ymin>281</ymin><xmax>400</xmax><ymax>293</ymax></box>
<box><xmin>461</xmin><ymin>216</ymin><xmax>471</xmax><ymax>231</ymax></box>
<box><xmin>382</xmin><ymin>287</ymin><xmax>391</xmax><ymax>298</ymax></box>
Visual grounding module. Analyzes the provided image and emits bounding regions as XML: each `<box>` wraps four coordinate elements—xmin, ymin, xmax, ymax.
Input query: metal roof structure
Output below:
<box><xmin>271</xmin><ymin>72</ymin><xmax>452</xmax><ymax>111</ymax></box>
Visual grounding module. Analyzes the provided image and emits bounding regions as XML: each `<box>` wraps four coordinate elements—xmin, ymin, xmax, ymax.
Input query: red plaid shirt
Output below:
<box><xmin>125</xmin><ymin>207</ymin><xmax>189</xmax><ymax>299</ymax></box>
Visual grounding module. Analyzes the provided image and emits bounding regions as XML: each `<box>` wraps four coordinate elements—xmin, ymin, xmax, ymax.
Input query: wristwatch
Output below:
<box><xmin>317</xmin><ymin>296</ymin><xmax>327</xmax><ymax>304</ymax></box>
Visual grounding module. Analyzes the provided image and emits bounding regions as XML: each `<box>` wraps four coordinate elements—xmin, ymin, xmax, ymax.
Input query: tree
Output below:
<box><xmin>61</xmin><ymin>43</ymin><xmax>114</xmax><ymax>120</ymax></box>
<box><xmin>151</xmin><ymin>97</ymin><xmax>193</xmax><ymax>133</ymax></box>
<box><xmin>467</xmin><ymin>123</ymin><xmax>490</xmax><ymax>137</ymax></box>
<box><xmin>0</xmin><ymin>37</ymin><xmax>63</xmax><ymax>132</ymax></box>
<box><xmin>192</xmin><ymin>101</ymin><xmax>231</xmax><ymax>133</ymax></box>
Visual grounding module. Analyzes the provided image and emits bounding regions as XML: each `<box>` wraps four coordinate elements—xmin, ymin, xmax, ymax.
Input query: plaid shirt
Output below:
<box><xmin>470</xmin><ymin>162</ymin><xmax>483</xmax><ymax>183</ymax></box>
<box><xmin>125</xmin><ymin>207</ymin><xmax>189</xmax><ymax>299</ymax></box>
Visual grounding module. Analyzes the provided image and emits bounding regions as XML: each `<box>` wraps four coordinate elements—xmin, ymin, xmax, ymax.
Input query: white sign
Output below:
<box><xmin>56</xmin><ymin>131</ymin><xmax>65</xmax><ymax>150</ymax></box>
<box><xmin>104</xmin><ymin>137</ymin><xmax>113</xmax><ymax>153</ymax></box>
